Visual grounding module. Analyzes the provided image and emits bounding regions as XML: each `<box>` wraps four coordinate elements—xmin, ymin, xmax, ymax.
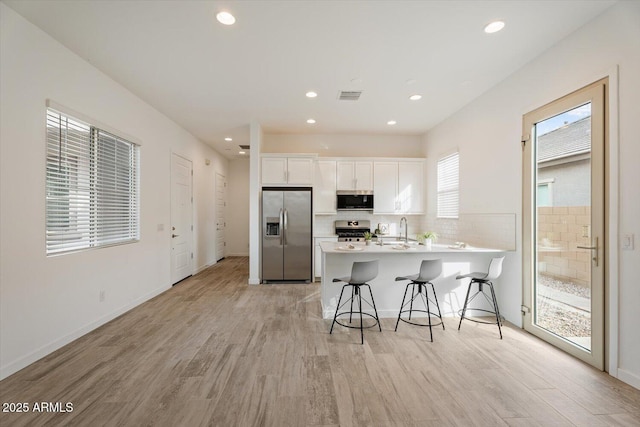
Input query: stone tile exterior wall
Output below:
<box><xmin>537</xmin><ymin>206</ymin><xmax>591</xmax><ymax>286</ymax></box>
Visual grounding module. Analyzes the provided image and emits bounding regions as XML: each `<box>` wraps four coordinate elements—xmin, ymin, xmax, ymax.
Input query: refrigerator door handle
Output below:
<box><xmin>279</xmin><ymin>209</ymin><xmax>284</xmax><ymax>245</ymax></box>
<box><xmin>283</xmin><ymin>209</ymin><xmax>288</xmax><ymax>246</ymax></box>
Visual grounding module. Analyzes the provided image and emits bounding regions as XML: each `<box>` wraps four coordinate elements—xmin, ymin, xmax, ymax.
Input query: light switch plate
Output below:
<box><xmin>622</xmin><ymin>234</ymin><xmax>634</xmax><ymax>250</ymax></box>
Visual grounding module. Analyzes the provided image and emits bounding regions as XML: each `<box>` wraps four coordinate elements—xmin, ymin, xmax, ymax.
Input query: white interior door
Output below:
<box><xmin>522</xmin><ymin>80</ymin><xmax>606</xmax><ymax>370</ymax></box>
<box><xmin>171</xmin><ymin>153</ymin><xmax>193</xmax><ymax>284</ymax></box>
<box><xmin>215</xmin><ymin>173</ymin><xmax>226</xmax><ymax>261</ymax></box>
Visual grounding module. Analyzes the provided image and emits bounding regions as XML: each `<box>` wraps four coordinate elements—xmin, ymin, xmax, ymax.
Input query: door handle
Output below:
<box><xmin>283</xmin><ymin>209</ymin><xmax>288</xmax><ymax>246</ymax></box>
<box><xmin>279</xmin><ymin>209</ymin><xmax>284</xmax><ymax>246</ymax></box>
<box><xmin>172</xmin><ymin>234</ymin><xmax>180</xmax><ymax>238</ymax></box>
<box><xmin>577</xmin><ymin>237</ymin><xmax>598</xmax><ymax>266</ymax></box>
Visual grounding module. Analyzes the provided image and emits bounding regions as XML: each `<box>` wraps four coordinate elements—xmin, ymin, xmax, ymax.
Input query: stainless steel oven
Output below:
<box><xmin>335</xmin><ymin>220</ymin><xmax>371</xmax><ymax>242</ymax></box>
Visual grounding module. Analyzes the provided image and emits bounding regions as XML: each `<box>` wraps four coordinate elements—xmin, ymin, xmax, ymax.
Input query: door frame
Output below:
<box><xmin>215</xmin><ymin>172</ymin><xmax>226</xmax><ymax>261</ymax></box>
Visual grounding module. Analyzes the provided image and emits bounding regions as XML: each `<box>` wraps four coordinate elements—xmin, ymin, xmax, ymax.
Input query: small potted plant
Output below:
<box><xmin>418</xmin><ymin>231</ymin><xmax>438</xmax><ymax>250</ymax></box>
<box><xmin>363</xmin><ymin>231</ymin><xmax>372</xmax><ymax>246</ymax></box>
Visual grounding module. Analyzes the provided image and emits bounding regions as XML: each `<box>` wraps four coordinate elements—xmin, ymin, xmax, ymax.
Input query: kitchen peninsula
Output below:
<box><xmin>320</xmin><ymin>241</ymin><xmax>506</xmax><ymax>320</ymax></box>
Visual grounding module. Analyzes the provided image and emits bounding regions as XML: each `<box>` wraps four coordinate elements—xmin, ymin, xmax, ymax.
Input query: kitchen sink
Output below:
<box><xmin>379</xmin><ymin>240</ymin><xmax>418</xmax><ymax>246</ymax></box>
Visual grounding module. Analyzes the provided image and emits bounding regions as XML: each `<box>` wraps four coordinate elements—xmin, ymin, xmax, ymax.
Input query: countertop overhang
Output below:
<box><xmin>319</xmin><ymin>241</ymin><xmax>505</xmax><ymax>254</ymax></box>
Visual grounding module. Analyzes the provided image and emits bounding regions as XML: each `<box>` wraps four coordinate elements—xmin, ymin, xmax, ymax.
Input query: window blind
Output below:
<box><xmin>437</xmin><ymin>152</ymin><xmax>459</xmax><ymax>218</ymax></box>
<box><xmin>46</xmin><ymin>109</ymin><xmax>139</xmax><ymax>255</ymax></box>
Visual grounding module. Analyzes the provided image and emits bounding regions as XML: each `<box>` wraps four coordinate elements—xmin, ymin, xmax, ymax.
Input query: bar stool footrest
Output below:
<box><xmin>333</xmin><ymin>312</ymin><xmax>380</xmax><ymax>330</ymax></box>
<box><xmin>458</xmin><ymin>308</ymin><xmax>503</xmax><ymax>325</ymax></box>
<box><xmin>398</xmin><ymin>309</ymin><xmax>443</xmax><ymax>328</ymax></box>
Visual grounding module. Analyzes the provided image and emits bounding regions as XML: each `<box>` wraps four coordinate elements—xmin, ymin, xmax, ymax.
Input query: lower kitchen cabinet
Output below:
<box><xmin>314</xmin><ymin>236</ymin><xmax>338</xmax><ymax>280</ymax></box>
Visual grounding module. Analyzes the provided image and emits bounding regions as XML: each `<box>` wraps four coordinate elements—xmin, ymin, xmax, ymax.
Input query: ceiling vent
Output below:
<box><xmin>239</xmin><ymin>145</ymin><xmax>250</xmax><ymax>150</ymax></box>
<box><xmin>338</xmin><ymin>91</ymin><xmax>362</xmax><ymax>101</ymax></box>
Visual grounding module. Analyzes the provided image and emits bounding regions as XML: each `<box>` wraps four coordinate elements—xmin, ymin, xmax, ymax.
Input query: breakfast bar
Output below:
<box><xmin>320</xmin><ymin>241</ymin><xmax>506</xmax><ymax>320</ymax></box>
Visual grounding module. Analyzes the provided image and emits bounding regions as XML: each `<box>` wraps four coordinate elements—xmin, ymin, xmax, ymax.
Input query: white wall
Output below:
<box><xmin>0</xmin><ymin>4</ymin><xmax>228</xmax><ymax>379</ymax></box>
<box><xmin>263</xmin><ymin>133</ymin><xmax>423</xmax><ymax>158</ymax></box>
<box><xmin>422</xmin><ymin>2</ymin><xmax>640</xmax><ymax>388</ymax></box>
<box><xmin>248</xmin><ymin>122</ymin><xmax>263</xmax><ymax>285</ymax></box>
<box><xmin>227</xmin><ymin>159</ymin><xmax>250</xmax><ymax>256</ymax></box>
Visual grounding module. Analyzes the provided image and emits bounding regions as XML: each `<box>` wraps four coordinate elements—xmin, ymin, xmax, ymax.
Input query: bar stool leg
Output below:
<box><xmin>330</xmin><ymin>285</ymin><xmax>347</xmax><ymax>334</ymax></box>
<box><xmin>395</xmin><ymin>283</ymin><xmax>410</xmax><ymax>331</ymax></box>
<box><xmin>458</xmin><ymin>280</ymin><xmax>474</xmax><ymax>330</ymax></box>
<box><xmin>408</xmin><ymin>283</ymin><xmax>416</xmax><ymax>320</ymax></box>
<box><xmin>358</xmin><ymin>285</ymin><xmax>364</xmax><ymax>345</ymax></box>
<box><xmin>488</xmin><ymin>281</ymin><xmax>503</xmax><ymax>339</ymax></box>
<box><xmin>349</xmin><ymin>286</ymin><xmax>355</xmax><ymax>323</ymax></box>
<box><xmin>430</xmin><ymin>282</ymin><xmax>445</xmax><ymax>330</ymax></box>
<box><xmin>364</xmin><ymin>283</ymin><xmax>382</xmax><ymax>332</ymax></box>
<box><xmin>422</xmin><ymin>284</ymin><xmax>434</xmax><ymax>342</ymax></box>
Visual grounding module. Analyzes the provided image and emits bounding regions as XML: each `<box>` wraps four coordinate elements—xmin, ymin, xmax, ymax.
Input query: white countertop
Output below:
<box><xmin>319</xmin><ymin>241</ymin><xmax>505</xmax><ymax>254</ymax></box>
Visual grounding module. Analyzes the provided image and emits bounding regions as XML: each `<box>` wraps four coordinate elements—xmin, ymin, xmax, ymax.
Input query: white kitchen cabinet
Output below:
<box><xmin>373</xmin><ymin>162</ymin><xmax>398</xmax><ymax>213</ymax></box>
<box><xmin>314</xmin><ymin>160</ymin><xmax>337</xmax><ymax>214</ymax></box>
<box><xmin>261</xmin><ymin>156</ymin><xmax>314</xmax><ymax>185</ymax></box>
<box><xmin>336</xmin><ymin>161</ymin><xmax>373</xmax><ymax>191</ymax></box>
<box><xmin>398</xmin><ymin>161</ymin><xmax>424</xmax><ymax>213</ymax></box>
<box><xmin>314</xmin><ymin>236</ymin><xmax>338</xmax><ymax>279</ymax></box>
<box><xmin>373</xmin><ymin>160</ymin><xmax>424</xmax><ymax>214</ymax></box>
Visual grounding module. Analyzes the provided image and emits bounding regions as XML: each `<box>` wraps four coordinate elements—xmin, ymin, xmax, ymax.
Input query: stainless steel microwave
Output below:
<box><xmin>336</xmin><ymin>191</ymin><xmax>374</xmax><ymax>211</ymax></box>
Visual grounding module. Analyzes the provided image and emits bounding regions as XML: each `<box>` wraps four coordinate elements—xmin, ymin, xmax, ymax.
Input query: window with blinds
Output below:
<box><xmin>437</xmin><ymin>151</ymin><xmax>459</xmax><ymax>218</ymax></box>
<box><xmin>46</xmin><ymin>109</ymin><xmax>140</xmax><ymax>255</ymax></box>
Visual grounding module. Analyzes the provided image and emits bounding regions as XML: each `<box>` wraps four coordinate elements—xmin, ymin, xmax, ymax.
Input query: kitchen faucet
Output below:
<box><xmin>400</xmin><ymin>217</ymin><xmax>408</xmax><ymax>243</ymax></box>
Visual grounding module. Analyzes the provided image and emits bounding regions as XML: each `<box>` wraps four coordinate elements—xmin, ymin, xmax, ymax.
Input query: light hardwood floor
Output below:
<box><xmin>1</xmin><ymin>256</ymin><xmax>639</xmax><ymax>426</ymax></box>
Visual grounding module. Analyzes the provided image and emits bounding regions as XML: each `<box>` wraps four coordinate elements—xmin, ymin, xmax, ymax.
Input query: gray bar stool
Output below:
<box><xmin>394</xmin><ymin>259</ymin><xmax>444</xmax><ymax>342</ymax></box>
<box><xmin>457</xmin><ymin>256</ymin><xmax>505</xmax><ymax>339</ymax></box>
<box><xmin>330</xmin><ymin>260</ymin><xmax>381</xmax><ymax>344</ymax></box>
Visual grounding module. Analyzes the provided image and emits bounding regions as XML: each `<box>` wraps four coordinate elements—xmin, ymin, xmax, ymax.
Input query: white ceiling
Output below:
<box><xmin>4</xmin><ymin>0</ymin><xmax>616</xmax><ymax>159</ymax></box>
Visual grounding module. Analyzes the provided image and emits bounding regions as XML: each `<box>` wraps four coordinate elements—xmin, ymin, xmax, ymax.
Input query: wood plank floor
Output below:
<box><xmin>1</xmin><ymin>256</ymin><xmax>639</xmax><ymax>426</ymax></box>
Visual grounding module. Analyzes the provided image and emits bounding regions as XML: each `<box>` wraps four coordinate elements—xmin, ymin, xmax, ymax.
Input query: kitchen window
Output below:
<box><xmin>437</xmin><ymin>151</ymin><xmax>459</xmax><ymax>218</ymax></box>
<box><xmin>46</xmin><ymin>108</ymin><xmax>140</xmax><ymax>255</ymax></box>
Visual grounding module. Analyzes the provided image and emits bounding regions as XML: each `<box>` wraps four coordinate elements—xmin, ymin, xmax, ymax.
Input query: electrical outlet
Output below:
<box><xmin>622</xmin><ymin>234</ymin><xmax>634</xmax><ymax>250</ymax></box>
<box><xmin>99</xmin><ymin>290</ymin><xmax>105</xmax><ymax>302</ymax></box>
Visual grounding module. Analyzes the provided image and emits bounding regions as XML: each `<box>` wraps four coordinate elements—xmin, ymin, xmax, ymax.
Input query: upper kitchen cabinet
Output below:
<box><xmin>261</xmin><ymin>155</ymin><xmax>315</xmax><ymax>185</ymax></box>
<box><xmin>314</xmin><ymin>160</ymin><xmax>337</xmax><ymax>214</ymax></box>
<box><xmin>373</xmin><ymin>160</ymin><xmax>424</xmax><ymax>214</ymax></box>
<box><xmin>336</xmin><ymin>161</ymin><xmax>373</xmax><ymax>191</ymax></box>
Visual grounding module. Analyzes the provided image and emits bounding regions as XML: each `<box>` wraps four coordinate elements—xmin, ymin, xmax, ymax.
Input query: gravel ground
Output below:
<box><xmin>538</xmin><ymin>274</ymin><xmax>591</xmax><ymax>298</ymax></box>
<box><xmin>536</xmin><ymin>274</ymin><xmax>591</xmax><ymax>338</ymax></box>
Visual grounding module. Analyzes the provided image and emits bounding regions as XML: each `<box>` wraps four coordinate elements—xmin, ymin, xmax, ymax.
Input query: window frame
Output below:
<box><xmin>436</xmin><ymin>150</ymin><xmax>459</xmax><ymax>219</ymax></box>
<box><xmin>45</xmin><ymin>103</ymin><xmax>140</xmax><ymax>256</ymax></box>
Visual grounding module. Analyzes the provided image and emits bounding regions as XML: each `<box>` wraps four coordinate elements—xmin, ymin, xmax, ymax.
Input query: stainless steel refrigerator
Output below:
<box><xmin>262</xmin><ymin>187</ymin><xmax>312</xmax><ymax>283</ymax></box>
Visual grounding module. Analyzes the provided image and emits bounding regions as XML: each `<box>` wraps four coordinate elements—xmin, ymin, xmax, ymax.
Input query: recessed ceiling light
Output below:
<box><xmin>387</xmin><ymin>120</ymin><xmax>397</xmax><ymax>125</ymax></box>
<box><xmin>306</xmin><ymin>91</ymin><xmax>318</xmax><ymax>98</ymax></box>
<box><xmin>239</xmin><ymin>151</ymin><xmax>246</xmax><ymax>155</ymax></box>
<box><xmin>484</xmin><ymin>20</ymin><xmax>505</xmax><ymax>34</ymax></box>
<box><xmin>307</xmin><ymin>119</ymin><xmax>316</xmax><ymax>124</ymax></box>
<box><xmin>409</xmin><ymin>94</ymin><xmax>422</xmax><ymax>101</ymax></box>
<box><xmin>224</xmin><ymin>137</ymin><xmax>233</xmax><ymax>142</ymax></box>
<box><xmin>216</xmin><ymin>11</ymin><xmax>236</xmax><ymax>25</ymax></box>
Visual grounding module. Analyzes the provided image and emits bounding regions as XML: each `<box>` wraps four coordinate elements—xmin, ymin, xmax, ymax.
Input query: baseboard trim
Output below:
<box><xmin>195</xmin><ymin>261</ymin><xmax>216</xmax><ymax>274</ymax></box>
<box><xmin>617</xmin><ymin>368</ymin><xmax>640</xmax><ymax>390</ymax></box>
<box><xmin>0</xmin><ymin>284</ymin><xmax>169</xmax><ymax>381</ymax></box>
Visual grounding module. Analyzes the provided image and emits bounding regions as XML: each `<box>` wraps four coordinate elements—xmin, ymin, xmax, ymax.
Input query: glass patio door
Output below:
<box><xmin>522</xmin><ymin>80</ymin><xmax>606</xmax><ymax>370</ymax></box>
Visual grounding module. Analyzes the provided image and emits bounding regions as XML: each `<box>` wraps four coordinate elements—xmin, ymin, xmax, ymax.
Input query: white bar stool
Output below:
<box><xmin>457</xmin><ymin>256</ymin><xmax>505</xmax><ymax>339</ymax></box>
<box><xmin>329</xmin><ymin>260</ymin><xmax>381</xmax><ymax>344</ymax></box>
<box><xmin>394</xmin><ymin>259</ymin><xmax>444</xmax><ymax>342</ymax></box>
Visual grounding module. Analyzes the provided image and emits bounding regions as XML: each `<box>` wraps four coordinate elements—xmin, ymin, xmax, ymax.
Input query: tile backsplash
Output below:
<box><xmin>425</xmin><ymin>213</ymin><xmax>516</xmax><ymax>250</ymax></box>
<box><xmin>314</xmin><ymin>212</ymin><xmax>426</xmax><ymax>238</ymax></box>
<box><xmin>315</xmin><ymin>212</ymin><xmax>516</xmax><ymax>250</ymax></box>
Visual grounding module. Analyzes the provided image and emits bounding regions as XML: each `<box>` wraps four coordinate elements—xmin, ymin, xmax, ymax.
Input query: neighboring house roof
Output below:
<box><xmin>537</xmin><ymin>116</ymin><xmax>591</xmax><ymax>163</ymax></box>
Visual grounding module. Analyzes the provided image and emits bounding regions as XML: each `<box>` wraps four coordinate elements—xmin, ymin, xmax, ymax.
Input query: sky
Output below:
<box><xmin>536</xmin><ymin>103</ymin><xmax>591</xmax><ymax>136</ymax></box>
